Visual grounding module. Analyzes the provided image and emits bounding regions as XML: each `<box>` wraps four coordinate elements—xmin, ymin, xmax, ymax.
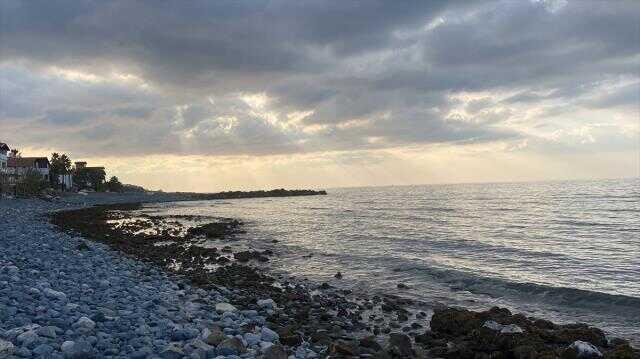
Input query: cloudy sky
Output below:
<box><xmin>1</xmin><ymin>0</ymin><xmax>638</xmax><ymax>191</ymax></box>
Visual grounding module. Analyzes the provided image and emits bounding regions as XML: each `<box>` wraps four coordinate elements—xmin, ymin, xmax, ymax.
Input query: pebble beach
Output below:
<box><xmin>1</xmin><ymin>193</ymin><xmax>638</xmax><ymax>359</ymax></box>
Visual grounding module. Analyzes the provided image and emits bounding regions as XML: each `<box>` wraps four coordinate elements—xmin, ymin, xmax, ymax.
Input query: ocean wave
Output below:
<box><xmin>392</xmin><ymin>264</ymin><xmax>640</xmax><ymax>312</ymax></box>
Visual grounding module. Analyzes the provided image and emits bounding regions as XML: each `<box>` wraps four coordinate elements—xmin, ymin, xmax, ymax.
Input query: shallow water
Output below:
<box><xmin>142</xmin><ymin>178</ymin><xmax>640</xmax><ymax>343</ymax></box>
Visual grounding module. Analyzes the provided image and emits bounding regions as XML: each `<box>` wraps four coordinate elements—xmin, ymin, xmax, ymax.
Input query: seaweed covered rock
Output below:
<box><xmin>187</xmin><ymin>220</ymin><xmax>242</xmax><ymax>238</ymax></box>
<box><xmin>424</xmin><ymin>306</ymin><xmax>639</xmax><ymax>359</ymax></box>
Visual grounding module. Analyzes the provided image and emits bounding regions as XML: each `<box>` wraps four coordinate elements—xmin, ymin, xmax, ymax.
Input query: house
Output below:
<box><xmin>7</xmin><ymin>157</ymin><xmax>50</xmax><ymax>182</ymax></box>
<box><xmin>0</xmin><ymin>143</ymin><xmax>9</xmax><ymax>172</ymax></box>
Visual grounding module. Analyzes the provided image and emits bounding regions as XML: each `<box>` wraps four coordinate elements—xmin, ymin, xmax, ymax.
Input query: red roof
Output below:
<box><xmin>7</xmin><ymin>157</ymin><xmax>49</xmax><ymax>168</ymax></box>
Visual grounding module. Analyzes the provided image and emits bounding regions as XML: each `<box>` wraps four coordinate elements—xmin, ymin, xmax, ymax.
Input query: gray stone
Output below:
<box><xmin>159</xmin><ymin>344</ymin><xmax>184</xmax><ymax>359</ymax></box>
<box><xmin>215</xmin><ymin>303</ymin><xmax>237</xmax><ymax>313</ymax></box>
<box><xmin>0</xmin><ymin>339</ymin><xmax>15</xmax><ymax>355</ymax></box>
<box><xmin>33</xmin><ymin>343</ymin><xmax>54</xmax><ymax>356</ymax></box>
<box><xmin>217</xmin><ymin>337</ymin><xmax>245</xmax><ymax>355</ymax></box>
<box><xmin>36</xmin><ymin>326</ymin><xmax>58</xmax><ymax>339</ymax></box>
<box><xmin>260</xmin><ymin>327</ymin><xmax>279</xmax><ymax>343</ymax></box>
<box><xmin>61</xmin><ymin>340</ymin><xmax>94</xmax><ymax>359</ymax></box>
<box><xmin>43</xmin><ymin>288</ymin><xmax>67</xmax><ymax>302</ymax></box>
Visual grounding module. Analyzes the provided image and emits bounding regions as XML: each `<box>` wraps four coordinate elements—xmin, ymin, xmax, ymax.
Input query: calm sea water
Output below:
<box><xmin>143</xmin><ymin>178</ymin><xmax>640</xmax><ymax>342</ymax></box>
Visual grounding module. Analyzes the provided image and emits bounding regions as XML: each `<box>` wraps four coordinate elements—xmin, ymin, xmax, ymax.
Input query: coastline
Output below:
<box><xmin>1</xmin><ymin>193</ymin><xmax>638</xmax><ymax>358</ymax></box>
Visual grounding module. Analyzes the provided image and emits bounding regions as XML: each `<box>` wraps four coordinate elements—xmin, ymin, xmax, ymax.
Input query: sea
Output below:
<box><xmin>139</xmin><ymin>178</ymin><xmax>640</xmax><ymax>343</ymax></box>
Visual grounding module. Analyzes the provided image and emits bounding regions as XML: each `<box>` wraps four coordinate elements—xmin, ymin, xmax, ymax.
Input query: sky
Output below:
<box><xmin>1</xmin><ymin>0</ymin><xmax>638</xmax><ymax>191</ymax></box>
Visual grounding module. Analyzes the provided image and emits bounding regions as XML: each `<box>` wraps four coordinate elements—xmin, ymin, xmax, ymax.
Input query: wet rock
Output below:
<box><xmin>397</xmin><ymin>283</ymin><xmax>409</xmax><ymax>289</ymax></box>
<box><xmin>334</xmin><ymin>271</ymin><xmax>343</xmax><ymax>279</ymax></box>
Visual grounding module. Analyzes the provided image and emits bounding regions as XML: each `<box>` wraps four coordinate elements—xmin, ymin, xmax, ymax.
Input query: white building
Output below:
<box><xmin>0</xmin><ymin>143</ymin><xmax>8</xmax><ymax>172</ymax></box>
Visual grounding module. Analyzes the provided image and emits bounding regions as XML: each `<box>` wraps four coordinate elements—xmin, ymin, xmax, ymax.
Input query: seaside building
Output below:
<box><xmin>0</xmin><ymin>143</ymin><xmax>9</xmax><ymax>172</ymax></box>
<box><xmin>6</xmin><ymin>157</ymin><xmax>51</xmax><ymax>183</ymax></box>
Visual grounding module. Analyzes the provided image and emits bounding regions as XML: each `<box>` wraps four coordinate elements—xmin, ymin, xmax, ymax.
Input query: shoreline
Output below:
<box><xmin>1</xmin><ymin>194</ymin><xmax>638</xmax><ymax>358</ymax></box>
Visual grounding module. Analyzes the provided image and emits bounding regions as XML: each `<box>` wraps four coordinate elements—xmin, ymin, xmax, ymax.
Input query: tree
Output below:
<box><xmin>106</xmin><ymin>176</ymin><xmax>124</xmax><ymax>192</ymax></box>
<box><xmin>49</xmin><ymin>153</ymin><xmax>72</xmax><ymax>186</ymax></box>
<box><xmin>16</xmin><ymin>168</ymin><xmax>47</xmax><ymax>197</ymax></box>
<box><xmin>75</xmin><ymin>167</ymin><xmax>106</xmax><ymax>191</ymax></box>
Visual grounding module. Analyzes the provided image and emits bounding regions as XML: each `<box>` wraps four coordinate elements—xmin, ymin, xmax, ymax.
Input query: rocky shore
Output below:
<box><xmin>1</xmin><ymin>194</ymin><xmax>638</xmax><ymax>358</ymax></box>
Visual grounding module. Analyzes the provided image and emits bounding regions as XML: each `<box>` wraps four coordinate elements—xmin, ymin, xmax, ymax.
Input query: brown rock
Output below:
<box><xmin>430</xmin><ymin>308</ymin><xmax>481</xmax><ymax>336</ymax></box>
<box><xmin>331</xmin><ymin>340</ymin><xmax>358</xmax><ymax>356</ymax></box>
<box><xmin>204</xmin><ymin>327</ymin><xmax>226</xmax><ymax>346</ymax></box>
<box><xmin>264</xmin><ymin>344</ymin><xmax>287</xmax><ymax>359</ymax></box>
<box><xmin>513</xmin><ymin>345</ymin><xmax>538</xmax><ymax>359</ymax></box>
<box><xmin>387</xmin><ymin>333</ymin><xmax>413</xmax><ymax>358</ymax></box>
<box><xmin>360</xmin><ymin>335</ymin><xmax>382</xmax><ymax>351</ymax></box>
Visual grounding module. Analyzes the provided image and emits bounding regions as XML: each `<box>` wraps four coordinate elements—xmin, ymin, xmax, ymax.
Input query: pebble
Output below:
<box><xmin>0</xmin><ymin>197</ymin><xmax>268</xmax><ymax>358</ymax></box>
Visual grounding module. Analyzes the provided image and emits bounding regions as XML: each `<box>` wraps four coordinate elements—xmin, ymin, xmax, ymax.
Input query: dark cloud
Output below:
<box><xmin>0</xmin><ymin>0</ymin><xmax>637</xmax><ymax>158</ymax></box>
